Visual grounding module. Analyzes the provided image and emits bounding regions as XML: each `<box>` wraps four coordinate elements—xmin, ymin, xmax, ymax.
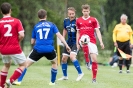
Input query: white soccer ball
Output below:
<box><xmin>79</xmin><ymin>35</ymin><xmax>90</xmax><ymax>44</ymax></box>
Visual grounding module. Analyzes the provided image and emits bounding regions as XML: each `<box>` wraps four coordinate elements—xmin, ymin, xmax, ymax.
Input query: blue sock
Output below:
<box><xmin>72</xmin><ymin>59</ymin><xmax>82</xmax><ymax>74</ymax></box>
<box><xmin>18</xmin><ymin>68</ymin><xmax>27</xmax><ymax>82</ymax></box>
<box><xmin>61</xmin><ymin>63</ymin><xmax>67</xmax><ymax>76</ymax></box>
<box><xmin>51</xmin><ymin>68</ymin><xmax>57</xmax><ymax>83</ymax></box>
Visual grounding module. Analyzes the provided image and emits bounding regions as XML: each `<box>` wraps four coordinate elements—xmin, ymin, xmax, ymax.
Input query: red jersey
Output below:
<box><xmin>0</xmin><ymin>16</ymin><xmax>24</xmax><ymax>54</ymax></box>
<box><xmin>76</xmin><ymin>16</ymin><xmax>100</xmax><ymax>44</ymax></box>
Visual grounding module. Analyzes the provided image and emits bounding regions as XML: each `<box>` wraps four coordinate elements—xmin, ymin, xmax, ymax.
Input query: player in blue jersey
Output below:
<box><xmin>58</xmin><ymin>7</ymin><xmax>84</xmax><ymax>81</ymax></box>
<box><xmin>13</xmin><ymin>9</ymin><xmax>71</xmax><ymax>86</ymax></box>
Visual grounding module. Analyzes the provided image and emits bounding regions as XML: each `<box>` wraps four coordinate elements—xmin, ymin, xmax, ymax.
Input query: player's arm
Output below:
<box><xmin>56</xmin><ymin>32</ymin><xmax>71</xmax><ymax>52</ymax></box>
<box><xmin>31</xmin><ymin>38</ymin><xmax>36</xmax><ymax>45</ymax></box>
<box><xmin>95</xmin><ymin>28</ymin><xmax>104</xmax><ymax>49</ymax></box>
<box><xmin>113</xmin><ymin>26</ymin><xmax>118</xmax><ymax>47</ymax></box>
<box><xmin>18</xmin><ymin>32</ymin><xmax>25</xmax><ymax>42</ymax></box>
<box><xmin>76</xmin><ymin>30</ymin><xmax>80</xmax><ymax>50</ymax></box>
<box><xmin>63</xmin><ymin>28</ymin><xmax>67</xmax><ymax>38</ymax></box>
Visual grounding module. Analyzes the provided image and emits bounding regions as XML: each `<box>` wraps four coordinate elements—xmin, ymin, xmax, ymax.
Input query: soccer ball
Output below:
<box><xmin>79</xmin><ymin>35</ymin><xmax>90</xmax><ymax>44</ymax></box>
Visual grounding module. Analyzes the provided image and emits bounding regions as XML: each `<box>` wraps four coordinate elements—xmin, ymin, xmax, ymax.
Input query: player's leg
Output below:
<box><xmin>12</xmin><ymin>59</ymin><xmax>34</xmax><ymax>85</ymax></box>
<box><xmin>13</xmin><ymin>49</ymin><xmax>42</xmax><ymax>86</ymax></box>
<box><xmin>90</xmin><ymin>53</ymin><xmax>98</xmax><ymax>83</ymax></box>
<box><xmin>124</xmin><ymin>42</ymin><xmax>131</xmax><ymax>73</ymax></box>
<box><xmin>5</xmin><ymin>52</ymin><xmax>26</xmax><ymax>88</ymax></box>
<box><xmin>82</xmin><ymin>44</ymin><xmax>90</xmax><ymax>63</ymax></box>
<box><xmin>45</xmin><ymin>50</ymin><xmax>57</xmax><ymax>85</ymax></box>
<box><xmin>0</xmin><ymin>55</ymin><xmax>11</xmax><ymax>88</ymax></box>
<box><xmin>69</xmin><ymin>44</ymin><xmax>84</xmax><ymax>81</ymax></box>
<box><xmin>88</xmin><ymin>42</ymin><xmax>98</xmax><ymax>83</ymax></box>
<box><xmin>58</xmin><ymin>47</ymin><xmax>69</xmax><ymax>80</ymax></box>
<box><xmin>79</xmin><ymin>41</ymin><xmax>91</xmax><ymax>69</ymax></box>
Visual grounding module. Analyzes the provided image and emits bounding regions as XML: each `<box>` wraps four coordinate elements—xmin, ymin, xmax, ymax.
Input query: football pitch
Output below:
<box><xmin>0</xmin><ymin>61</ymin><xmax>133</xmax><ymax>88</ymax></box>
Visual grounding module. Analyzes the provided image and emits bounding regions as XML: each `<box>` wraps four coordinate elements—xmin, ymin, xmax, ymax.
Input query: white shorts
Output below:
<box><xmin>1</xmin><ymin>52</ymin><xmax>26</xmax><ymax>65</ymax></box>
<box><xmin>80</xmin><ymin>42</ymin><xmax>98</xmax><ymax>55</ymax></box>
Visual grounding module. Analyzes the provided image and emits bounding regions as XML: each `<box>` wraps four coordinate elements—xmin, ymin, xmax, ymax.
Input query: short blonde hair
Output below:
<box><xmin>67</xmin><ymin>7</ymin><xmax>76</xmax><ymax>12</ymax></box>
<box><xmin>81</xmin><ymin>4</ymin><xmax>90</xmax><ymax>10</ymax></box>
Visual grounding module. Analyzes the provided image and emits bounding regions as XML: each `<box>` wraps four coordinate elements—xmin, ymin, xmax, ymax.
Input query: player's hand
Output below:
<box><xmin>100</xmin><ymin>43</ymin><xmax>104</xmax><ymax>49</ymax></box>
<box><xmin>114</xmin><ymin>42</ymin><xmax>118</xmax><ymax>47</ymax></box>
<box><xmin>130</xmin><ymin>44</ymin><xmax>133</xmax><ymax>48</ymax></box>
<box><xmin>66</xmin><ymin>45</ymin><xmax>71</xmax><ymax>52</ymax></box>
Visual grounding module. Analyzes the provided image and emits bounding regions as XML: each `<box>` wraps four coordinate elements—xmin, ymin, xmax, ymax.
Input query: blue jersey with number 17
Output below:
<box><xmin>32</xmin><ymin>20</ymin><xmax>59</xmax><ymax>53</ymax></box>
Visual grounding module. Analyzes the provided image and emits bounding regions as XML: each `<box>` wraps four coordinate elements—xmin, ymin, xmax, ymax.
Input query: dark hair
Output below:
<box><xmin>81</xmin><ymin>4</ymin><xmax>90</xmax><ymax>10</ymax></box>
<box><xmin>0</xmin><ymin>2</ymin><xmax>11</xmax><ymax>14</ymax></box>
<box><xmin>38</xmin><ymin>9</ymin><xmax>47</xmax><ymax>19</ymax></box>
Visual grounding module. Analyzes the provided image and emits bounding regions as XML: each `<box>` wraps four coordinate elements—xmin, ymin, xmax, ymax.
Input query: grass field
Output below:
<box><xmin>0</xmin><ymin>58</ymin><xmax>133</xmax><ymax>88</ymax></box>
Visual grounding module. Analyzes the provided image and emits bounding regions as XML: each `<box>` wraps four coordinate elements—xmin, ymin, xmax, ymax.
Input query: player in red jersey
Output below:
<box><xmin>0</xmin><ymin>2</ymin><xmax>26</xmax><ymax>88</ymax></box>
<box><xmin>76</xmin><ymin>4</ymin><xmax>104</xmax><ymax>83</ymax></box>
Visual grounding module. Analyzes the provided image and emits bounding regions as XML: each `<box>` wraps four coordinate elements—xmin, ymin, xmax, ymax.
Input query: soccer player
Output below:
<box><xmin>113</xmin><ymin>14</ymin><xmax>133</xmax><ymax>73</ymax></box>
<box><xmin>0</xmin><ymin>2</ymin><xmax>26</xmax><ymax>88</ymax></box>
<box><xmin>76</xmin><ymin>4</ymin><xmax>104</xmax><ymax>83</ymax></box>
<box><xmin>13</xmin><ymin>9</ymin><xmax>71</xmax><ymax>86</ymax></box>
<box><xmin>58</xmin><ymin>7</ymin><xmax>84</xmax><ymax>81</ymax></box>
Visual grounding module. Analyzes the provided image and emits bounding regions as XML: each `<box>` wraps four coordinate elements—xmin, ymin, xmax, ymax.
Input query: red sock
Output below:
<box><xmin>10</xmin><ymin>68</ymin><xmax>22</xmax><ymax>83</ymax></box>
<box><xmin>92</xmin><ymin>62</ymin><xmax>98</xmax><ymax>79</ymax></box>
<box><xmin>0</xmin><ymin>71</ymin><xmax>8</xmax><ymax>87</ymax></box>
<box><xmin>82</xmin><ymin>44</ymin><xmax>90</xmax><ymax>63</ymax></box>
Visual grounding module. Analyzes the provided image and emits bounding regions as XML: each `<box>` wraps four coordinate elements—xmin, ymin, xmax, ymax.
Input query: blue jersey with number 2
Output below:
<box><xmin>32</xmin><ymin>20</ymin><xmax>59</xmax><ymax>53</ymax></box>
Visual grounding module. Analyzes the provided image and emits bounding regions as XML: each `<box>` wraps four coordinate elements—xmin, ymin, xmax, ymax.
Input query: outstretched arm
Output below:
<box><xmin>56</xmin><ymin>32</ymin><xmax>71</xmax><ymax>52</ymax></box>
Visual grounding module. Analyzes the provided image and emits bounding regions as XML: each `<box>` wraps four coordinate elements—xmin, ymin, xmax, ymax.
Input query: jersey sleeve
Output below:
<box><xmin>17</xmin><ymin>19</ymin><xmax>24</xmax><ymax>33</ymax></box>
<box><xmin>63</xmin><ymin>19</ymin><xmax>67</xmax><ymax>29</ymax></box>
<box><xmin>94</xmin><ymin>18</ymin><xmax>100</xmax><ymax>29</ymax></box>
<box><xmin>52</xmin><ymin>24</ymin><xmax>59</xmax><ymax>34</ymax></box>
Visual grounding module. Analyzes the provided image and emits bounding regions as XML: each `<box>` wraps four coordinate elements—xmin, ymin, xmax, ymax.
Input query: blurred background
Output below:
<box><xmin>0</xmin><ymin>0</ymin><xmax>133</xmax><ymax>65</ymax></box>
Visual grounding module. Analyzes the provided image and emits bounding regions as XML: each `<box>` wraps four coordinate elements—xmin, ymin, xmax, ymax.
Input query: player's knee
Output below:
<box><xmin>70</xmin><ymin>55</ymin><xmax>76</xmax><ymax>61</ymax></box>
<box><xmin>61</xmin><ymin>57</ymin><xmax>68</xmax><ymax>63</ymax></box>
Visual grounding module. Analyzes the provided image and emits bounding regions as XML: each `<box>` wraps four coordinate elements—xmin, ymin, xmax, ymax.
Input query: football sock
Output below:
<box><xmin>82</xmin><ymin>44</ymin><xmax>90</xmax><ymax>63</ymax></box>
<box><xmin>0</xmin><ymin>71</ymin><xmax>8</xmax><ymax>87</ymax></box>
<box><xmin>92</xmin><ymin>62</ymin><xmax>98</xmax><ymax>79</ymax></box>
<box><xmin>125</xmin><ymin>60</ymin><xmax>130</xmax><ymax>70</ymax></box>
<box><xmin>72</xmin><ymin>59</ymin><xmax>82</xmax><ymax>74</ymax></box>
<box><xmin>18</xmin><ymin>68</ymin><xmax>27</xmax><ymax>82</ymax></box>
<box><xmin>118</xmin><ymin>60</ymin><xmax>123</xmax><ymax>70</ymax></box>
<box><xmin>61</xmin><ymin>63</ymin><xmax>67</xmax><ymax>77</ymax></box>
<box><xmin>10</xmin><ymin>68</ymin><xmax>23</xmax><ymax>83</ymax></box>
<box><xmin>51</xmin><ymin>68</ymin><xmax>57</xmax><ymax>83</ymax></box>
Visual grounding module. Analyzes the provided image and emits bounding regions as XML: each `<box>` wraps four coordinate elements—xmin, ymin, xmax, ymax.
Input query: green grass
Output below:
<box><xmin>0</xmin><ymin>58</ymin><xmax>133</xmax><ymax>88</ymax></box>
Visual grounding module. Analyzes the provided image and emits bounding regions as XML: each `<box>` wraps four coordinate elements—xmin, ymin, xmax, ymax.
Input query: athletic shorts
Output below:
<box><xmin>27</xmin><ymin>49</ymin><xmax>57</xmax><ymax>62</ymax></box>
<box><xmin>62</xmin><ymin>44</ymin><xmax>78</xmax><ymax>56</ymax></box>
<box><xmin>116</xmin><ymin>40</ymin><xmax>130</xmax><ymax>57</ymax></box>
<box><xmin>1</xmin><ymin>52</ymin><xmax>26</xmax><ymax>65</ymax></box>
<box><xmin>80</xmin><ymin>42</ymin><xmax>98</xmax><ymax>55</ymax></box>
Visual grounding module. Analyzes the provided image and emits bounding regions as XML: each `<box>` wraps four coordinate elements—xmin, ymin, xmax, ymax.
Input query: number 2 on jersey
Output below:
<box><xmin>37</xmin><ymin>28</ymin><xmax>50</xmax><ymax>39</ymax></box>
<box><xmin>4</xmin><ymin>24</ymin><xmax>12</xmax><ymax>37</ymax></box>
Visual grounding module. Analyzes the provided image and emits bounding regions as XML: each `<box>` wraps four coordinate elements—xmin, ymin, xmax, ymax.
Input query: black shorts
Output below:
<box><xmin>29</xmin><ymin>49</ymin><xmax>56</xmax><ymax>61</ymax></box>
<box><xmin>116</xmin><ymin>40</ymin><xmax>131</xmax><ymax>57</ymax></box>
<box><xmin>63</xmin><ymin>44</ymin><xmax>78</xmax><ymax>56</ymax></box>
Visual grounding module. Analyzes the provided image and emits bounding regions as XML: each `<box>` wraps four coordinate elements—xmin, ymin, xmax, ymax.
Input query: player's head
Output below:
<box><xmin>120</xmin><ymin>14</ymin><xmax>128</xmax><ymax>25</ymax></box>
<box><xmin>67</xmin><ymin>7</ymin><xmax>76</xmax><ymax>20</ymax></box>
<box><xmin>81</xmin><ymin>4</ymin><xmax>90</xmax><ymax>18</ymax></box>
<box><xmin>38</xmin><ymin>9</ymin><xmax>47</xmax><ymax>19</ymax></box>
<box><xmin>0</xmin><ymin>2</ymin><xmax>11</xmax><ymax>15</ymax></box>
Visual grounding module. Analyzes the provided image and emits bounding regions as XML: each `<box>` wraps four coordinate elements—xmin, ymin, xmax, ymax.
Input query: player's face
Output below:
<box><xmin>82</xmin><ymin>9</ymin><xmax>90</xmax><ymax>18</ymax></box>
<box><xmin>68</xmin><ymin>10</ymin><xmax>75</xmax><ymax>19</ymax></box>
<box><xmin>121</xmin><ymin>17</ymin><xmax>127</xmax><ymax>24</ymax></box>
